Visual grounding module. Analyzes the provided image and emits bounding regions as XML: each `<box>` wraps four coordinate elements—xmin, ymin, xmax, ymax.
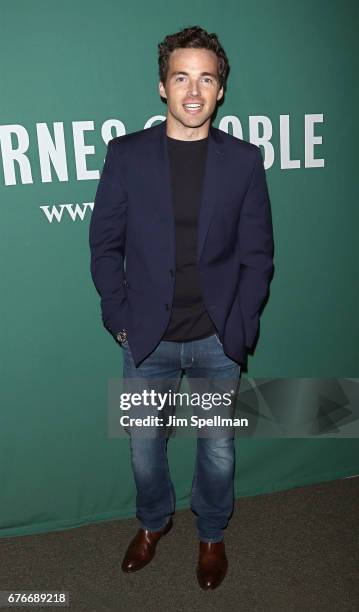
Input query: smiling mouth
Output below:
<box><xmin>183</xmin><ymin>103</ymin><xmax>204</xmax><ymax>114</ymax></box>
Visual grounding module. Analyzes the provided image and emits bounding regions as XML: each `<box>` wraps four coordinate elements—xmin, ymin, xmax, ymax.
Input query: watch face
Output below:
<box><xmin>117</xmin><ymin>330</ymin><xmax>127</xmax><ymax>343</ymax></box>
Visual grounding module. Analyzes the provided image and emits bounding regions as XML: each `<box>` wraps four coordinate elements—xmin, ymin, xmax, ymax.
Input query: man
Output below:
<box><xmin>89</xmin><ymin>25</ymin><xmax>274</xmax><ymax>590</ymax></box>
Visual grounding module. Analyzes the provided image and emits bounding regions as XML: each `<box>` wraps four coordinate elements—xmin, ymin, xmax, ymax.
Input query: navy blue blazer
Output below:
<box><xmin>89</xmin><ymin>119</ymin><xmax>274</xmax><ymax>367</ymax></box>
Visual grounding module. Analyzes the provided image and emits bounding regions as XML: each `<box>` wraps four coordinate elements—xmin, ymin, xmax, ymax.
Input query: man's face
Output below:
<box><xmin>159</xmin><ymin>48</ymin><xmax>224</xmax><ymax>132</ymax></box>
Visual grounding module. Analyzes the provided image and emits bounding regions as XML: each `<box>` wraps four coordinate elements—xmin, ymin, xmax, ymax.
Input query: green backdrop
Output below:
<box><xmin>1</xmin><ymin>0</ymin><xmax>358</xmax><ymax>537</ymax></box>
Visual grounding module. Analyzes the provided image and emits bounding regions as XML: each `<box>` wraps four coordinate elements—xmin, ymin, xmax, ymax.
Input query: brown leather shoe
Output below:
<box><xmin>196</xmin><ymin>540</ymin><xmax>228</xmax><ymax>590</ymax></box>
<box><xmin>121</xmin><ymin>518</ymin><xmax>173</xmax><ymax>573</ymax></box>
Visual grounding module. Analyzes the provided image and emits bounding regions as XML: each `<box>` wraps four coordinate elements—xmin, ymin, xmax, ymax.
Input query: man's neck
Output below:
<box><xmin>165</xmin><ymin>115</ymin><xmax>210</xmax><ymax>141</ymax></box>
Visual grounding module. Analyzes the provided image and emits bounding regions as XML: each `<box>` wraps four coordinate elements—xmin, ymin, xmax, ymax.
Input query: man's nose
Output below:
<box><xmin>187</xmin><ymin>80</ymin><xmax>200</xmax><ymax>96</ymax></box>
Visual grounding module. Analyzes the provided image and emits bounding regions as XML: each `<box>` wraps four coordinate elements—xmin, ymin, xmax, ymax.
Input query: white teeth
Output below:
<box><xmin>184</xmin><ymin>104</ymin><xmax>202</xmax><ymax>108</ymax></box>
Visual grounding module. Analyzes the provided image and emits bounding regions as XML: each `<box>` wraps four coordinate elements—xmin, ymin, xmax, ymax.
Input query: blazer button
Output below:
<box><xmin>165</xmin><ymin>303</ymin><xmax>170</xmax><ymax>310</ymax></box>
<box><xmin>169</xmin><ymin>269</ymin><xmax>174</xmax><ymax>277</ymax></box>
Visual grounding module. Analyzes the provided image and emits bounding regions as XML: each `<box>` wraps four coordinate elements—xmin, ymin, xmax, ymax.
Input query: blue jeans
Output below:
<box><xmin>121</xmin><ymin>333</ymin><xmax>241</xmax><ymax>543</ymax></box>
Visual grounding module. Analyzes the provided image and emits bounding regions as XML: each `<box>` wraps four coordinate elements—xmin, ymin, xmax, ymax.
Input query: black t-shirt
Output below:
<box><xmin>162</xmin><ymin>135</ymin><xmax>216</xmax><ymax>342</ymax></box>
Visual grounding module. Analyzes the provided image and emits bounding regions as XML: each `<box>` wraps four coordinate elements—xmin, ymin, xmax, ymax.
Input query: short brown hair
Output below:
<box><xmin>158</xmin><ymin>25</ymin><xmax>230</xmax><ymax>90</ymax></box>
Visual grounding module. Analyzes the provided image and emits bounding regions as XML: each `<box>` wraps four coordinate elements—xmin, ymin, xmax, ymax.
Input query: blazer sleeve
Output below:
<box><xmin>237</xmin><ymin>146</ymin><xmax>275</xmax><ymax>350</ymax></box>
<box><xmin>89</xmin><ymin>139</ymin><xmax>128</xmax><ymax>336</ymax></box>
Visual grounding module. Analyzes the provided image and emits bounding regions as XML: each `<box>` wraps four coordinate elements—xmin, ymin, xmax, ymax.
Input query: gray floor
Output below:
<box><xmin>1</xmin><ymin>477</ymin><xmax>358</xmax><ymax>611</ymax></box>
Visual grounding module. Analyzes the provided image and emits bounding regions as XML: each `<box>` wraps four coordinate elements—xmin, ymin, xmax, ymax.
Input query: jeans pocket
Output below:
<box><xmin>214</xmin><ymin>333</ymin><xmax>223</xmax><ymax>346</ymax></box>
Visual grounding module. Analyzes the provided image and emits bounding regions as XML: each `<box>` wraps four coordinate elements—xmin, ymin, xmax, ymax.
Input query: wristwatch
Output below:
<box><xmin>116</xmin><ymin>329</ymin><xmax>128</xmax><ymax>344</ymax></box>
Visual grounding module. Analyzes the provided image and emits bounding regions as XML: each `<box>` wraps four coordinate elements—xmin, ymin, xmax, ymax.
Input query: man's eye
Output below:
<box><xmin>203</xmin><ymin>77</ymin><xmax>212</xmax><ymax>83</ymax></box>
<box><xmin>176</xmin><ymin>76</ymin><xmax>185</xmax><ymax>81</ymax></box>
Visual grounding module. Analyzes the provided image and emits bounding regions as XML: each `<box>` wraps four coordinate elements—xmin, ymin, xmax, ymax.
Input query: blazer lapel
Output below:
<box><xmin>197</xmin><ymin>124</ymin><xmax>224</xmax><ymax>263</ymax></box>
<box><xmin>143</xmin><ymin>120</ymin><xmax>176</xmax><ymax>265</ymax></box>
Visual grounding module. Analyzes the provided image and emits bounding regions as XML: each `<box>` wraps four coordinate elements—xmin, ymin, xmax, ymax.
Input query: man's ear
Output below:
<box><xmin>159</xmin><ymin>81</ymin><xmax>167</xmax><ymax>99</ymax></box>
<box><xmin>217</xmin><ymin>86</ymin><xmax>224</xmax><ymax>102</ymax></box>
